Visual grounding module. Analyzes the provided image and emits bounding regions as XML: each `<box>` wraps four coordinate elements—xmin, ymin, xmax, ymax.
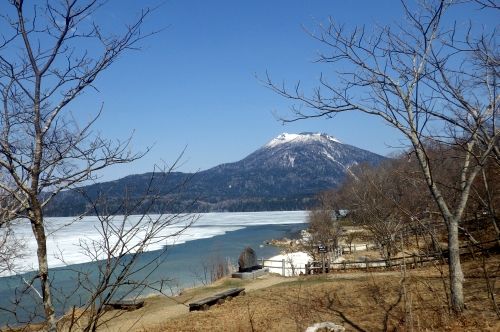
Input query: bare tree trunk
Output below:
<box><xmin>448</xmin><ymin>218</ymin><xmax>465</xmax><ymax>312</ymax></box>
<box><xmin>415</xmin><ymin>146</ymin><xmax>467</xmax><ymax>311</ymax></box>
<box><xmin>31</xmin><ymin>209</ymin><xmax>57</xmax><ymax>331</ymax></box>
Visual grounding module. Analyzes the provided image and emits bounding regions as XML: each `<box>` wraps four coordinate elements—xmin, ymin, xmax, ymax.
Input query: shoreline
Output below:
<box><xmin>0</xmin><ymin>220</ymin><xmax>308</xmax><ymax>327</ymax></box>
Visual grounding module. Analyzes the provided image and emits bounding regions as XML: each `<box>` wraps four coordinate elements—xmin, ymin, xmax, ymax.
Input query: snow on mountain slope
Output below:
<box><xmin>263</xmin><ymin>132</ymin><xmax>342</xmax><ymax>149</ymax></box>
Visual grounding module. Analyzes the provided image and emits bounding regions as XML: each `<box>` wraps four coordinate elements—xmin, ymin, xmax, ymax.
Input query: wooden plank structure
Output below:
<box><xmin>107</xmin><ymin>299</ymin><xmax>145</xmax><ymax>311</ymax></box>
<box><xmin>189</xmin><ymin>287</ymin><xmax>245</xmax><ymax>312</ymax></box>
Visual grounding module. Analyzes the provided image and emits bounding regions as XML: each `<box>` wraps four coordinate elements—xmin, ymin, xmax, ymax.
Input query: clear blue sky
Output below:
<box><xmin>22</xmin><ymin>0</ymin><xmax>497</xmax><ymax>181</ymax></box>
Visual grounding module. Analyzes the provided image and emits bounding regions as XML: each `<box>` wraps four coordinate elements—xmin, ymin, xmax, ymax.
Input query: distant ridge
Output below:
<box><xmin>45</xmin><ymin>132</ymin><xmax>386</xmax><ymax>216</ymax></box>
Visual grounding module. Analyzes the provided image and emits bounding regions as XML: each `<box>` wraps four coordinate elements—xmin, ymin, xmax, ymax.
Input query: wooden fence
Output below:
<box><xmin>330</xmin><ymin>254</ymin><xmax>441</xmax><ymax>272</ymax></box>
<box><xmin>258</xmin><ymin>239</ymin><xmax>498</xmax><ymax>276</ymax></box>
<box><xmin>305</xmin><ymin>239</ymin><xmax>499</xmax><ymax>275</ymax></box>
<box><xmin>260</xmin><ymin>258</ymin><xmax>287</xmax><ymax>276</ymax></box>
<box><xmin>341</xmin><ymin>243</ymin><xmax>372</xmax><ymax>253</ymax></box>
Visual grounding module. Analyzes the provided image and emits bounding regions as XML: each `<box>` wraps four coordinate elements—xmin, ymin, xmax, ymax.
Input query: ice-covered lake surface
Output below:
<box><xmin>10</xmin><ymin>211</ymin><xmax>308</xmax><ymax>275</ymax></box>
<box><xmin>0</xmin><ymin>211</ymin><xmax>308</xmax><ymax>326</ymax></box>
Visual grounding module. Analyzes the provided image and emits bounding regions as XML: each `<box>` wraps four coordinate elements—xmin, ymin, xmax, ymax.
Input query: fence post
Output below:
<box><xmin>366</xmin><ymin>258</ymin><xmax>369</xmax><ymax>272</ymax></box>
<box><xmin>282</xmin><ymin>259</ymin><xmax>285</xmax><ymax>276</ymax></box>
<box><xmin>322</xmin><ymin>254</ymin><xmax>325</xmax><ymax>274</ymax></box>
<box><xmin>343</xmin><ymin>261</ymin><xmax>346</xmax><ymax>272</ymax></box>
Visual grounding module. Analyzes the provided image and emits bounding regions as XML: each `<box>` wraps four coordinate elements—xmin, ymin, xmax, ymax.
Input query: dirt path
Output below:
<box><xmin>98</xmin><ymin>274</ymin><xmax>297</xmax><ymax>332</ymax></box>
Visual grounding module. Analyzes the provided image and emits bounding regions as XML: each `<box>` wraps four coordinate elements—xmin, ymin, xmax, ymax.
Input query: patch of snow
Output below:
<box><xmin>344</xmin><ymin>162</ymin><xmax>359</xmax><ymax>179</ymax></box>
<box><xmin>297</xmin><ymin>132</ymin><xmax>343</xmax><ymax>145</ymax></box>
<box><xmin>322</xmin><ymin>150</ymin><xmax>337</xmax><ymax>162</ymax></box>
<box><xmin>324</xmin><ymin>133</ymin><xmax>343</xmax><ymax>144</ymax></box>
<box><xmin>262</xmin><ymin>132</ymin><xmax>342</xmax><ymax>149</ymax></box>
<box><xmin>266</xmin><ymin>251</ymin><xmax>312</xmax><ymax>276</ymax></box>
<box><xmin>321</xmin><ymin>149</ymin><xmax>352</xmax><ymax>173</ymax></box>
<box><xmin>264</xmin><ymin>133</ymin><xmax>300</xmax><ymax>148</ymax></box>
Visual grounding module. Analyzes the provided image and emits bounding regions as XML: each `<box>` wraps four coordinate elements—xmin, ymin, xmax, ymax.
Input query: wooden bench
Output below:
<box><xmin>189</xmin><ymin>287</ymin><xmax>245</xmax><ymax>312</ymax></box>
<box><xmin>106</xmin><ymin>299</ymin><xmax>145</xmax><ymax>311</ymax></box>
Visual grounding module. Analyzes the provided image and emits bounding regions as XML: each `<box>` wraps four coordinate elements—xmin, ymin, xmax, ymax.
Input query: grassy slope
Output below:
<box><xmin>88</xmin><ymin>257</ymin><xmax>500</xmax><ymax>332</ymax></box>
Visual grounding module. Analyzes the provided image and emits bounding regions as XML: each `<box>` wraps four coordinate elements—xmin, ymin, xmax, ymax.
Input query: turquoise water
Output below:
<box><xmin>0</xmin><ymin>222</ymin><xmax>307</xmax><ymax>326</ymax></box>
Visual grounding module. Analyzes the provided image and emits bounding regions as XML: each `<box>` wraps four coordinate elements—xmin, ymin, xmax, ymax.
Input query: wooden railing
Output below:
<box><xmin>307</xmin><ymin>239</ymin><xmax>499</xmax><ymax>274</ymax></box>
<box><xmin>260</xmin><ymin>258</ymin><xmax>287</xmax><ymax>276</ymax></box>
<box><xmin>259</xmin><ymin>239</ymin><xmax>498</xmax><ymax>276</ymax></box>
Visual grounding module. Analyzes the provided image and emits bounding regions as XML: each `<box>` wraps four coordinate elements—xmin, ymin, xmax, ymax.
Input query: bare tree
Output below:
<box><xmin>0</xmin><ymin>223</ymin><xmax>29</xmax><ymax>275</ymax></box>
<box><xmin>305</xmin><ymin>190</ymin><xmax>343</xmax><ymax>260</ymax></box>
<box><xmin>260</xmin><ymin>0</ymin><xmax>499</xmax><ymax>311</ymax></box>
<box><xmin>0</xmin><ymin>1</ymin><xmax>176</xmax><ymax>330</ymax></box>
<box><xmin>335</xmin><ymin>153</ymin><xmax>449</xmax><ymax>260</ymax></box>
<box><xmin>342</xmin><ymin>163</ymin><xmax>407</xmax><ymax>259</ymax></box>
<box><xmin>467</xmin><ymin>154</ymin><xmax>500</xmax><ymax>241</ymax></box>
<box><xmin>2</xmin><ymin>167</ymin><xmax>201</xmax><ymax>331</ymax></box>
<box><xmin>476</xmin><ymin>0</ymin><xmax>500</xmax><ymax>10</ymax></box>
<box><xmin>59</xmin><ymin>168</ymin><xmax>198</xmax><ymax>332</ymax></box>
<box><xmin>0</xmin><ymin>179</ymin><xmax>31</xmax><ymax>275</ymax></box>
<box><xmin>190</xmin><ymin>249</ymin><xmax>230</xmax><ymax>287</ymax></box>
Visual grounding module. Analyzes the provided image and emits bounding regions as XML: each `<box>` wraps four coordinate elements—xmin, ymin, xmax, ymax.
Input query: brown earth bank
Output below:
<box><xmin>51</xmin><ymin>257</ymin><xmax>500</xmax><ymax>332</ymax></box>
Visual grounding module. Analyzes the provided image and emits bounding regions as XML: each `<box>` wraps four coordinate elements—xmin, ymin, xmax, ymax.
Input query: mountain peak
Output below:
<box><xmin>263</xmin><ymin>132</ymin><xmax>342</xmax><ymax>149</ymax></box>
<box><xmin>45</xmin><ymin>131</ymin><xmax>386</xmax><ymax>216</ymax></box>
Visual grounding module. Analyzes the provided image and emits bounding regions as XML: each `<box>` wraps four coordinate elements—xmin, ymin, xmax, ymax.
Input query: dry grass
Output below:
<box><xmin>142</xmin><ymin>258</ymin><xmax>500</xmax><ymax>332</ymax></box>
<box><xmin>8</xmin><ymin>221</ymin><xmax>500</xmax><ymax>332</ymax></box>
<box><xmin>8</xmin><ymin>257</ymin><xmax>500</xmax><ymax>332</ymax></box>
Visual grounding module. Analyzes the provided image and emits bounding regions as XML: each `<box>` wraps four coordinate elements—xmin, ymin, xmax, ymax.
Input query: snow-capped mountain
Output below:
<box><xmin>207</xmin><ymin>132</ymin><xmax>385</xmax><ymax>196</ymax></box>
<box><xmin>45</xmin><ymin>133</ymin><xmax>386</xmax><ymax>215</ymax></box>
<box><xmin>246</xmin><ymin>132</ymin><xmax>363</xmax><ymax>171</ymax></box>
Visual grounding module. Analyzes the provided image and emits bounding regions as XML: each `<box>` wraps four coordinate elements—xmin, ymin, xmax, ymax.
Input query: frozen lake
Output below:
<box><xmin>7</xmin><ymin>211</ymin><xmax>308</xmax><ymax>275</ymax></box>
<box><xmin>0</xmin><ymin>211</ymin><xmax>308</xmax><ymax>326</ymax></box>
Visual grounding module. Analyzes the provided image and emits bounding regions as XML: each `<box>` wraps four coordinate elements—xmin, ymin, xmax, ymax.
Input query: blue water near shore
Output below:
<box><xmin>0</xmin><ymin>214</ymin><xmax>307</xmax><ymax>326</ymax></box>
